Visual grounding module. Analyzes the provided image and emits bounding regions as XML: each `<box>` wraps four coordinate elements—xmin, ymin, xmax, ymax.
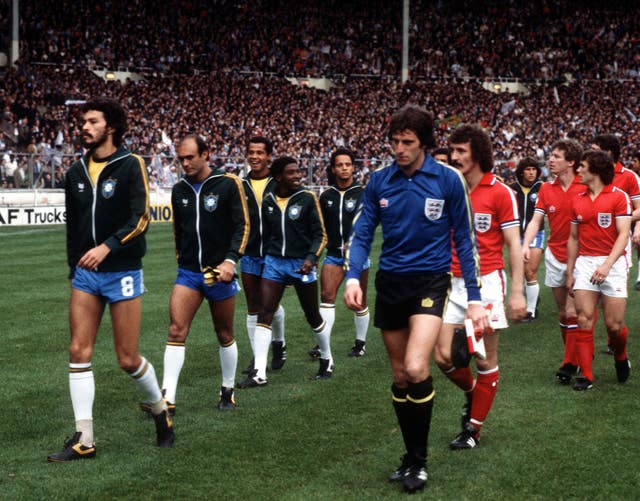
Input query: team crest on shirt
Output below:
<box><xmin>345</xmin><ymin>198</ymin><xmax>357</xmax><ymax>212</ymax></box>
<box><xmin>529</xmin><ymin>193</ymin><xmax>538</xmax><ymax>202</ymax></box>
<box><xmin>598</xmin><ymin>213</ymin><xmax>612</xmax><ymax>228</ymax></box>
<box><xmin>327</xmin><ymin>200</ymin><xmax>334</xmax><ymax>207</ymax></box>
<box><xmin>101</xmin><ymin>178</ymin><xmax>117</xmax><ymax>199</ymax></box>
<box><xmin>288</xmin><ymin>204</ymin><xmax>302</xmax><ymax>220</ymax></box>
<box><xmin>425</xmin><ymin>198</ymin><xmax>444</xmax><ymax>221</ymax></box>
<box><xmin>182</xmin><ymin>198</ymin><xmax>189</xmax><ymax>207</ymax></box>
<box><xmin>379</xmin><ymin>198</ymin><xmax>389</xmax><ymax>208</ymax></box>
<box><xmin>78</xmin><ymin>183</ymin><xmax>85</xmax><ymax>193</ymax></box>
<box><xmin>204</xmin><ymin>193</ymin><xmax>218</xmax><ymax>212</ymax></box>
<box><xmin>475</xmin><ymin>213</ymin><xmax>492</xmax><ymax>232</ymax></box>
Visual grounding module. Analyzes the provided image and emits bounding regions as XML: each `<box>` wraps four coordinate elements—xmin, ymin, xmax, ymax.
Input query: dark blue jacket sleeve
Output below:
<box><xmin>345</xmin><ymin>177</ymin><xmax>379</xmax><ymax>280</ymax></box>
<box><xmin>448</xmin><ymin>173</ymin><xmax>482</xmax><ymax>302</ymax></box>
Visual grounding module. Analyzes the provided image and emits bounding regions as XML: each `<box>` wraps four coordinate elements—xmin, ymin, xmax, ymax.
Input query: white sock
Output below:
<box><xmin>246</xmin><ymin>314</ymin><xmax>257</xmax><ymax>352</ymax></box>
<box><xmin>130</xmin><ymin>356</ymin><xmax>163</xmax><ymax>406</ymax></box>
<box><xmin>219</xmin><ymin>341</ymin><xmax>238</xmax><ymax>388</ymax></box>
<box><xmin>636</xmin><ymin>259</ymin><xmax>640</xmax><ymax>282</ymax></box>
<box><xmin>69</xmin><ymin>363</ymin><xmax>94</xmax><ymax>447</ymax></box>
<box><xmin>313</xmin><ymin>321</ymin><xmax>332</xmax><ymax>361</ymax></box>
<box><xmin>319</xmin><ymin>303</ymin><xmax>335</xmax><ymax>334</ymax></box>
<box><xmin>253</xmin><ymin>325</ymin><xmax>272</xmax><ymax>380</ymax></box>
<box><xmin>272</xmin><ymin>305</ymin><xmax>285</xmax><ymax>343</ymax></box>
<box><xmin>76</xmin><ymin>419</ymin><xmax>94</xmax><ymax>447</ymax></box>
<box><xmin>354</xmin><ymin>307</ymin><xmax>370</xmax><ymax>342</ymax></box>
<box><xmin>162</xmin><ymin>343</ymin><xmax>185</xmax><ymax>404</ymax></box>
<box><xmin>525</xmin><ymin>281</ymin><xmax>539</xmax><ymax>315</ymax></box>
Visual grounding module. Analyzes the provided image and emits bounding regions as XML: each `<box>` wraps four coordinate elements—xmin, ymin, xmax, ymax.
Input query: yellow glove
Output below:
<box><xmin>202</xmin><ymin>266</ymin><xmax>221</xmax><ymax>286</ymax></box>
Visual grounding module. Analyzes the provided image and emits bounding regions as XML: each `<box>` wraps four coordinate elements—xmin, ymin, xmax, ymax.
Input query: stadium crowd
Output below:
<box><xmin>16</xmin><ymin>0</ymin><xmax>640</xmax><ymax>81</ymax></box>
<box><xmin>1</xmin><ymin>0</ymin><xmax>640</xmax><ymax>188</ymax></box>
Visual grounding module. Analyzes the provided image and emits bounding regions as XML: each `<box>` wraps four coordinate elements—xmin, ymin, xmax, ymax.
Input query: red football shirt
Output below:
<box><xmin>571</xmin><ymin>185</ymin><xmax>631</xmax><ymax>256</ymax></box>
<box><xmin>534</xmin><ymin>175</ymin><xmax>584</xmax><ymax>263</ymax></box>
<box><xmin>452</xmin><ymin>172</ymin><xmax>519</xmax><ymax>276</ymax></box>
<box><xmin>612</xmin><ymin>161</ymin><xmax>640</xmax><ymax>202</ymax></box>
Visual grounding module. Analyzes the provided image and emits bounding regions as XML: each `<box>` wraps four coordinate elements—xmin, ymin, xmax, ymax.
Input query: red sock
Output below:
<box><xmin>563</xmin><ymin>317</ymin><xmax>579</xmax><ymax>366</ymax></box>
<box><xmin>562</xmin><ymin>330</ymin><xmax>578</xmax><ymax>366</ymax></box>
<box><xmin>575</xmin><ymin>328</ymin><xmax>594</xmax><ymax>381</ymax></box>
<box><xmin>469</xmin><ymin>368</ymin><xmax>499</xmax><ymax>431</ymax></box>
<box><xmin>442</xmin><ymin>366</ymin><xmax>474</xmax><ymax>392</ymax></box>
<box><xmin>559</xmin><ymin>324</ymin><xmax>566</xmax><ymax>346</ymax></box>
<box><xmin>608</xmin><ymin>326</ymin><xmax>628</xmax><ymax>361</ymax></box>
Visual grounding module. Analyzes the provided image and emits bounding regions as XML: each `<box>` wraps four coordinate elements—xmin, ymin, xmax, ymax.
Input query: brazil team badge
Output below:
<box><xmin>204</xmin><ymin>193</ymin><xmax>219</xmax><ymax>212</ymax></box>
<box><xmin>288</xmin><ymin>204</ymin><xmax>302</xmax><ymax>220</ymax></box>
<box><xmin>101</xmin><ymin>178</ymin><xmax>117</xmax><ymax>199</ymax></box>
<box><xmin>345</xmin><ymin>198</ymin><xmax>356</xmax><ymax>212</ymax></box>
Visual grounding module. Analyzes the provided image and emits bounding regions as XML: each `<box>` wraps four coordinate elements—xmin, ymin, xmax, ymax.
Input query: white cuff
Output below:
<box><xmin>346</xmin><ymin>278</ymin><xmax>360</xmax><ymax>287</ymax></box>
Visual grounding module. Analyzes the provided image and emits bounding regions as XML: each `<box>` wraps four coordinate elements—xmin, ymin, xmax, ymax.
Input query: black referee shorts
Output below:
<box><xmin>374</xmin><ymin>269</ymin><xmax>452</xmax><ymax>330</ymax></box>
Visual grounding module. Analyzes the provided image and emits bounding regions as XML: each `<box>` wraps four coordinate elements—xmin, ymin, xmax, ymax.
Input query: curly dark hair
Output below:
<box><xmin>449</xmin><ymin>124</ymin><xmax>493</xmax><ymax>173</ymax></box>
<box><xmin>388</xmin><ymin>104</ymin><xmax>436</xmax><ymax>149</ymax></box>
<box><xmin>81</xmin><ymin>97</ymin><xmax>127</xmax><ymax>147</ymax></box>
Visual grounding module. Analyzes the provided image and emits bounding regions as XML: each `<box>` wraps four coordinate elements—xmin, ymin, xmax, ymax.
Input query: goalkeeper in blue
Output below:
<box><xmin>344</xmin><ymin>104</ymin><xmax>485</xmax><ymax>492</ymax></box>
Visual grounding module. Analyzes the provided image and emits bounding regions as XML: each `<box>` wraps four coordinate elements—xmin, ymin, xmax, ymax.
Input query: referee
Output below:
<box><xmin>344</xmin><ymin>104</ymin><xmax>486</xmax><ymax>493</ymax></box>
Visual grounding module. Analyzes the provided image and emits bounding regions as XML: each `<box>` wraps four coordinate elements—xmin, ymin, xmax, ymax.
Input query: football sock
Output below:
<box><xmin>608</xmin><ymin>325</ymin><xmax>628</xmax><ymax>361</ymax></box>
<box><xmin>354</xmin><ymin>307</ymin><xmax>370</xmax><ymax>342</ymax></box>
<box><xmin>313</xmin><ymin>320</ymin><xmax>332</xmax><ymax>361</ymax></box>
<box><xmin>162</xmin><ymin>342</ymin><xmax>185</xmax><ymax>404</ymax></box>
<box><xmin>130</xmin><ymin>356</ymin><xmax>164</xmax><ymax>409</ymax></box>
<box><xmin>525</xmin><ymin>280</ymin><xmax>539</xmax><ymax>315</ymax></box>
<box><xmin>442</xmin><ymin>365</ymin><xmax>474</xmax><ymax>392</ymax></box>
<box><xmin>564</xmin><ymin>317</ymin><xmax>579</xmax><ymax>365</ymax></box>
<box><xmin>562</xmin><ymin>330</ymin><xmax>578</xmax><ymax>367</ymax></box>
<box><xmin>391</xmin><ymin>383</ymin><xmax>411</xmax><ymax>454</ymax></box>
<box><xmin>319</xmin><ymin>303</ymin><xmax>335</xmax><ymax>335</ymax></box>
<box><xmin>246</xmin><ymin>313</ymin><xmax>257</xmax><ymax>352</ymax></box>
<box><xmin>559</xmin><ymin>322</ymin><xmax>567</xmax><ymax>346</ymax></box>
<box><xmin>272</xmin><ymin>305</ymin><xmax>285</xmax><ymax>343</ymax></box>
<box><xmin>69</xmin><ymin>362</ymin><xmax>94</xmax><ymax>447</ymax></box>
<box><xmin>219</xmin><ymin>340</ymin><xmax>238</xmax><ymax>388</ymax></box>
<box><xmin>469</xmin><ymin>367</ymin><xmax>499</xmax><ymax>432</ymax></box>
<box><xmin>253</xmin><ymin>324</ymin><xmax>272</xmax><ymax>380</ymax></box>
<box><xmin>406</xmin><ymin>376</ymin><xmax>435</xmax><ymax>463</ymax></box>
<box><xmin>76</xmin><ymin>419</ymin><xmax>94</xmax><ymax>447</ymax></box>
<box><xmin>575</xmin><ymin>328</ymin><xmax>594</xmax><ymax>381</ymax></box>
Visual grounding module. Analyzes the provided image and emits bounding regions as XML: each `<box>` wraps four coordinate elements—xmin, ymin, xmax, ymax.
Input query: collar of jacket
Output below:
<box><xmin>389</xmin><ymin>155</ymin><xmax>439</xmax><ymax>179</ymax></box>
<box><xmin>82</xmin><ymin>145</ymin><xmax>131</xmax><ymax>166</ymax></box>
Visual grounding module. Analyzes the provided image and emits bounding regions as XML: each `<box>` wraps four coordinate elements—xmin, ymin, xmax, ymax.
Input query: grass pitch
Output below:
<box><xmin>1</xmin><ymin>223</ymin><xmax>639</xmax><ymax>499</ymax></box>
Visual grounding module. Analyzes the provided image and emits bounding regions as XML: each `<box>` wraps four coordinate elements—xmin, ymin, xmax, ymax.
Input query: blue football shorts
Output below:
<box><xmin>524</xmin><ymin>229</ymin><xmax>546</xmax><ymax>249</ymax></box>
<box><xmin>240</xmin><ymin>255</ymin><xmax>264</xmax><ymax>277</ymax></box>
<box><xmin>324</xmin><ymin>254</ymin><xmax>371</xmax><ymax>270</ymax></box>
<box><xmin>72</xmin><ymin>267</ymin><xmax>145</xmax><ymax>303</ymax></box>
<box><xmin>262</xmin><ymin>255</ymin><xmax>318</xmax><ymax>285</ymax></box>
<box><xmin>175</xmin><ymin>267</ymin><xmax>240</xmax><ymax>301</ymax></box>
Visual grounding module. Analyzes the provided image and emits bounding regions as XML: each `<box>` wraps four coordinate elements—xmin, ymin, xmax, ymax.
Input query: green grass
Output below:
<box><xmin>1</xmin><ymin>223</ymin><xmax>640</xmax><ymax>499</ymax></box>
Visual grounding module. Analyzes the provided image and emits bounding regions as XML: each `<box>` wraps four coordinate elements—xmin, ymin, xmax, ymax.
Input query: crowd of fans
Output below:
<box><xmin>1</xmin><ymin>0</ymin><xmax>640</xmax><ymax>189</ymax></box>
<box><xmin>15</xmin><ymin>0</ymin><xmax>640</xmax><ymax>81</ymax></box>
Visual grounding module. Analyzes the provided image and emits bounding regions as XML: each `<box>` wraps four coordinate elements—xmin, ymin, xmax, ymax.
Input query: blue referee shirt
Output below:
<box><xmin>346</xmin><ymin>155</ymin><xmax>482</xmax><ymax>302</ymax></box>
